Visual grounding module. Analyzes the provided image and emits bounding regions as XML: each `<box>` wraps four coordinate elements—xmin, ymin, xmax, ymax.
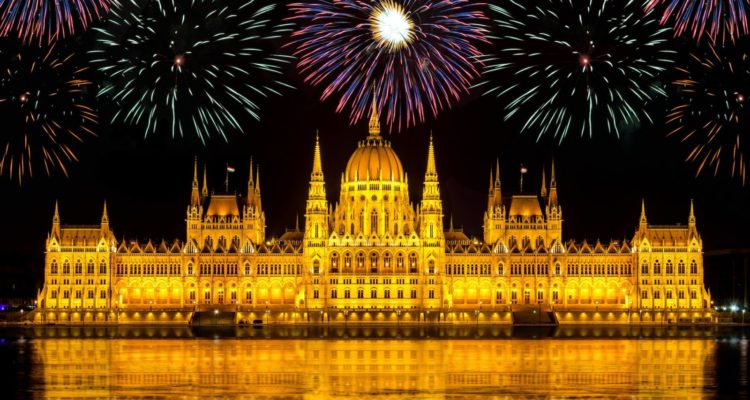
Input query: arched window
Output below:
<box><xmin>666</xmin><ymin>260</ymin><xmax>673</xmax><ymax>274</ymax></box>
<box><xmin>535</xmin><ymin>236</ymin><xmax>544</xmax><ymax>249</ymax></box>
<box><xmin>331</xmin><ymin>253</ymin><xmax>340</xmax><ymax>272</ymax></box>
<box><xmin>427</xmin><ymin>260</ymin><xmax>435</xmax><ymax>274</ymax></box>
<box><xmin>63</xmin><ymin>260</ymin><xmax>70</xmax><ymax>274</ymax></box>
<box><xmin>396</xmin><ymin>253</ymin><xmax>404</xmax><ymax>271</ymax></box>
<box><xmin>350</xmin><ymin>223</ymin><xmax>355</xmax><ymax>235</ymax></box>
<box><xmin>384</xmin><ymin>210</ymin><xmax>390</xmax><ymax>232</ymax></box>
<box><xmin>50</xmin><ymin>260</ymin><xmax>58</xmax><ymax>274</ymax></box>
<box><xmin>75</xmin><ymin>260</ymin><xmax>82</xmax><ymax>274</ymax></box>
<box><xmin>554</xmin><ymin>263</ymin><xmax>561</xmax><ymax>275</ymax></box>
<box><xmin>409</xmin><ymin>253</ymin><xmax>418</xmax><ymax>273</ymax></box>
<box><xmin>187</xmin><ymin>263</ymin><xmax>194</xmax><ymax>275</ymax></box>
<box><xmin>370</xmin><ymin>210</ymin><xmax>378</xmax><ymax>234</ymax></box>
<box><xmin>359</xmin><ymin>210</ymin><xmax>364</xmax><ymax>232</ymax></box>
<box><xmin>641</xmin><ymin>261</ymin><xmax>648</xmax><ymax>274</ymax></box>
<box><xmin>690</xmin><ymin>260</ymin><xmax>698</xmax><ymax>274</ymax></box>
<box><xmin>344</xmin><ymin>253</ymin><xmax>352</xmax><ymax>271</ymax></box>
<box><xmin>383</xmin><ymin>252</ymin><xmax>392</xmax><ymax>270</ymax></box>
<box><xmin>232</xmin><ymin>236</ymin><xmax>240</xmax><ymax>248</ymax></box>
<box><xmin>522</xmin><ymin>236</ymin><xmax>530</xmax><ymax>249</ymax></box>
<box><xmin>99</xmin><ymin>260</ymin><xmax>107</xmax><ymax>274</ymax></box>
<box><xmin>244</xmin><ymin>262</ymin><xmax>251</xmax><ymax>275</ymax></box>
<box><xmin>654</xmin><ymin>260</ymin><xmax>661</xmax><ymax>274</ymax></box>
<box><xmin>394</xmin><ymin>223</ymin><xmax>399</xmax><ymax>236</ymax></box>
<box><xmin>87</xmin><ymin>260</ymin><xmax>94</xmax><ymax>274</ymax></box>
<box><xmin>508</xmin><ymin>237</ymin><xmax>517</xmax><ymax>249</ymax></box>
<box><xmin>313</xmin><ymin>260</ymin><xmax>321</xmax><ymax>274</ymax></box>
<box><xmin>498</xmin><ymin>263</ymin><xmax>504</xmax><ymax>275</ymax></box>
<box><xmin>369</xmin><ymin>252</ymin><xmax>378</xmax><ymax>272</ymax></box>
<box><xmin>678</xmin><ymin>260</ymin><xmax>685</xmax><ymax>274</ymax></box>
<box><xmin>218</xmin><ymin>236</ymin><xmax>227</xmax><ymax>249</ymax></box>
<box><xmin>356</xmin><ymin>252</ymin><xmax>365</xmax><ymax>269</ymax></box>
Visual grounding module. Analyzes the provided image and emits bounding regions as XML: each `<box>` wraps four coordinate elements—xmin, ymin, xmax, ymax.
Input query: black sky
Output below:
<box><xmin>1</xmin><ymin>2</ymin><xmax>749</xmax><ymax>298</ymax></box>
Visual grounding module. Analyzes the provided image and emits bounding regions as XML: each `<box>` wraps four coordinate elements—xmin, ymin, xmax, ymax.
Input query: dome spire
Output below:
<box><xmin>368</xmin><ymin>93</ymin><xmax>381</xmax><ymax>137</ymax></box>
<box><xmin>425</xmin><ymin>133</ymin><xmax>438</xmax><ymax>182</ymax></box>
<box><xmin>311</xmin><ymin>131</ymin><xmax>324</xmax><ymax>181</ymax></box>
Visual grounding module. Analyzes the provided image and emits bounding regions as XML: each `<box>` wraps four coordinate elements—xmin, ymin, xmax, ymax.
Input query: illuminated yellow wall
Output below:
<box><xmin>36</xmin><ymin>115</ymin><xmax>711</xmax><ymax>322</ymax></box>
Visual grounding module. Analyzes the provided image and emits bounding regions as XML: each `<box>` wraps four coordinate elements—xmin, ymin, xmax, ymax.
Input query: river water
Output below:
<box><xmin>1</xmin><ymin>325</ymin><xmax>747</xmax><ymax>399</ymax></box>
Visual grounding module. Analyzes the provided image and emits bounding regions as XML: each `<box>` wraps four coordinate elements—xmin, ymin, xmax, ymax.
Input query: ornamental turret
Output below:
<box><xmin>419</xmin><ymin>134</ymin><xmax>443</xmax><ymax>246</ymax></box>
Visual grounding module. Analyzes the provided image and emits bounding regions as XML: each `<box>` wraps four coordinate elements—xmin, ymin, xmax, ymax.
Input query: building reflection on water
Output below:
<box><xmin>28</xmin><ymin>327</ymin><xmax>718</xmax><ymax>399</ymax></box>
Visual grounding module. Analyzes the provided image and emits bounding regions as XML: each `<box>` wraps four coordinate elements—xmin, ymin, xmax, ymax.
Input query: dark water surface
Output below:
<box><xmin>1</xmin><ymin>325</ymin><xmax>747</xmax><ymax>399</ymax></box>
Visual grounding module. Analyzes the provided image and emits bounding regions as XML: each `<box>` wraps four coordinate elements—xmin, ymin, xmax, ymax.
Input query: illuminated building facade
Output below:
<box><xmin>36</xmin><ymin>104</ymin><xmax>713</xmax><ymax>323</ymax></box>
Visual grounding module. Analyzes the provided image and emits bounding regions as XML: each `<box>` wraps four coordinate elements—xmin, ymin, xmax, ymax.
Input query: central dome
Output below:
<box><xmin>344</xmin><ymin>101</ymin><xmax>405</xmax><ymax>183</ymax></box>
<box><xmin>345</xmin><ymin>136</ymin><xmax>404</xmax><ymax>182</ymax></box>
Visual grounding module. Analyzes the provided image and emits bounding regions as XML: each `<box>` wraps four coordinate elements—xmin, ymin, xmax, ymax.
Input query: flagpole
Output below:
<box><xmin>225</xmin><ymin>163</ymin><xmax>229</xmax><ymax>192</ymax></box>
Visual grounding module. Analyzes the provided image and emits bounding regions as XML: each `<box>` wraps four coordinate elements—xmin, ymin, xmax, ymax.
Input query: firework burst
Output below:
<box><xmin>286</xmin><ymin>0</ymin><xmax>488</xmax><ymax>131</ymax></box>
<box><xmin>644</xmin><ymin>0</ymin><xmax>749</xmax><ymax>44</ymax></box>
<box><xmin>477</xmin><ymin>0</ymin><xmax>676</xmax><ymax>141</ymax></box>
<box><xmin>90</xmin><ymin>0</ymin><xmax>293</xmax><ymax>142</ymax></box>
<box><xmin>0</xmin><ymin>0</ymin><xmax>111</xmax><ymax>44</ymax></box>
<box><xmin>667</xmin><ymin>42</ymin><xmax>749</xmax><ymax>185</ymax></box>
<box><xmin>0</xmin><ymin>42</ymin><xmax>97</xmax><ymax>185</ymax></box>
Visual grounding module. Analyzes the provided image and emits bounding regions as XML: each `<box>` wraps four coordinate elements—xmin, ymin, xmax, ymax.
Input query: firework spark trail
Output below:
<box><xmin>477</xmin><ymin>0</ymin><xmax>676</xmax><ymax>141</ymax></box>
<box><xmin>0</xmin><ymin>0</ymin><xmax>110</xmax><ymax>44</ymax></box>
<box><xmin>667</xmin><ymin>42</ymin><xmax>748</xmax><ymax>185</ymax></box>
<box><xmin>0</xmin><ymin>43</ymin><xmax>98</xmax><ymax>185</ymax></box>
<box><xmin>644</xmin><ymin>0</ymin><xmax>749</xmax><ymax>44</ymax></box>
<box><xmin>286</xmin><ymin>0</ymin><xmax>488</xmax><ymax>132</ymax></box>
<box><xmin>90</xmin><ymin>0</ymin><xmax>293</xmax><ymax>142</ymax></box>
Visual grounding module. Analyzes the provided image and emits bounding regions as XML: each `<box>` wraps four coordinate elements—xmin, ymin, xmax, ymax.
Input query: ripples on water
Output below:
<box><xmin>0</xmin><ymin>326</ymin><xmax>747</xmax><ymax>399</ymax></box>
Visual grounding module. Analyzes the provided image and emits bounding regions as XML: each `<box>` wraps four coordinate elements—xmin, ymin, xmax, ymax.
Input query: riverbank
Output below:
<box><xmin>3</xmin><ymin>307</ymin><xmax>731</xmax><ymax>326</ymax></box>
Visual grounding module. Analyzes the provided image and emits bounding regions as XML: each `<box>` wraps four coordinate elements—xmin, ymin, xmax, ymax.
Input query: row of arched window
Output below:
<box><xmin>640</xmin><ymin>260</ymin><xmax>698</xmax><ymax>275</ymax></box>
<box><xmin>329</xmin><ymin>251</ymin><xmax>418</xmax><ymax>273</ymax></box>
<box><xmin>50</xmin><ymin>260</ymin><xmax>107</xmax><ymax>275</ymax></box>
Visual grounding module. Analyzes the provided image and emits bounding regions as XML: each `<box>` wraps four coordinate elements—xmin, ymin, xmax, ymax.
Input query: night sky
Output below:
<box><xmin>0</xmin><ymin>1</ymin><xmax>749</xmax><ymax>300</ymax></box>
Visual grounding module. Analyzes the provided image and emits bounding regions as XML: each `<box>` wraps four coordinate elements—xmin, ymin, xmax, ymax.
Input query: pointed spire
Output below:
<box><xmin>255</xmin><ymin>165</ymin><xmax>261</xmax><ymax>195</ymax></box>
<box><xmin>489</xmin><ymin>165</ymin><xmax>494</xmax><ymax>194</ymax></box>
<box><xmin>192</xmin><ymin>157</ymin><xmax>199</xmax><ymax>187</ymax></box>
<box><xmin>425</xmin><ymin>133</ymin><xmax>437</xmax><ymax>181</ymax></box>
<box><xmin>248</xmin><ymin>157</ymin><xmax>254</xmax><ymax>187</ymax></box>
<box><xmin>246</xmin><ymin>157</ymin><xmax>256</xmax><ymax>206</ymax></box>
<box><xmin>311</xmin><ymin>132</ymin><xmax>324</xmax><ymax>181</ymax></box>
<box><xmin>191</xmin><ymin>157</ymin><xmax>201</xmax><ymax>206</ymax></box>
<box><xmin>494</xmin><ymin>158</ymin><xmax>501</xmax><ymax>187</ymax></box>
<box><xmin>51</xmin><ymin>200</ymin><xmax>60</xmax><ymax>237</ymax></box>
<box><xmin>541</xmin><ymin>167</ymin><xmax>548</xmax><ymax>198</ymax></box>
<box><xmin>550</xmin><ymin>159</ymin><xmax>557</xmax><ymax>188</ymax></box>
<box><xmin>53</xmin><ymin>200</ymin><xmax>60</xmax><ymax>224</ymax></box>
<box><xmin>201</xmin><ymin>165</ymin><xmax>208</xmax><ymax>197</ymax></box>
<box><xmin>640</xmin><ymin>198</ymin><xmax>648</xmax><ymax>226</ymax></box>
<box><xmin>548</xmin><ymin>159</ymin><xmax>559</xmax><ymax>207</ymax></box>
<box><xmin>689</xmin><ymin>199</ymin><xmax>696</xmax><ymax>225</ymax></box>
<box><xmin>368</xmin><ymin>93</ymin><xmax>381</xmax><ymax>137</ymax></box>
<box><xmin>101</xmin><ymin>200</ymin><xmax>109</xmax><ymax>225</ymax></box>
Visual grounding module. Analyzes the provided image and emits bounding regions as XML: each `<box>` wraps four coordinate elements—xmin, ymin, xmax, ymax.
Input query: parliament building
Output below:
<box><xmin>35</xmin><ymin>104</ymin><xmax>714</xmax><ymax>324</ymax></box>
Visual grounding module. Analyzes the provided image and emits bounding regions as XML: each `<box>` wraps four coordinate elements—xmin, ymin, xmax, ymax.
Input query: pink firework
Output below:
<box><xmin>286</xmin><ymin>0</ymin><xmax>489</xmax><ymax>131</ymax></box>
